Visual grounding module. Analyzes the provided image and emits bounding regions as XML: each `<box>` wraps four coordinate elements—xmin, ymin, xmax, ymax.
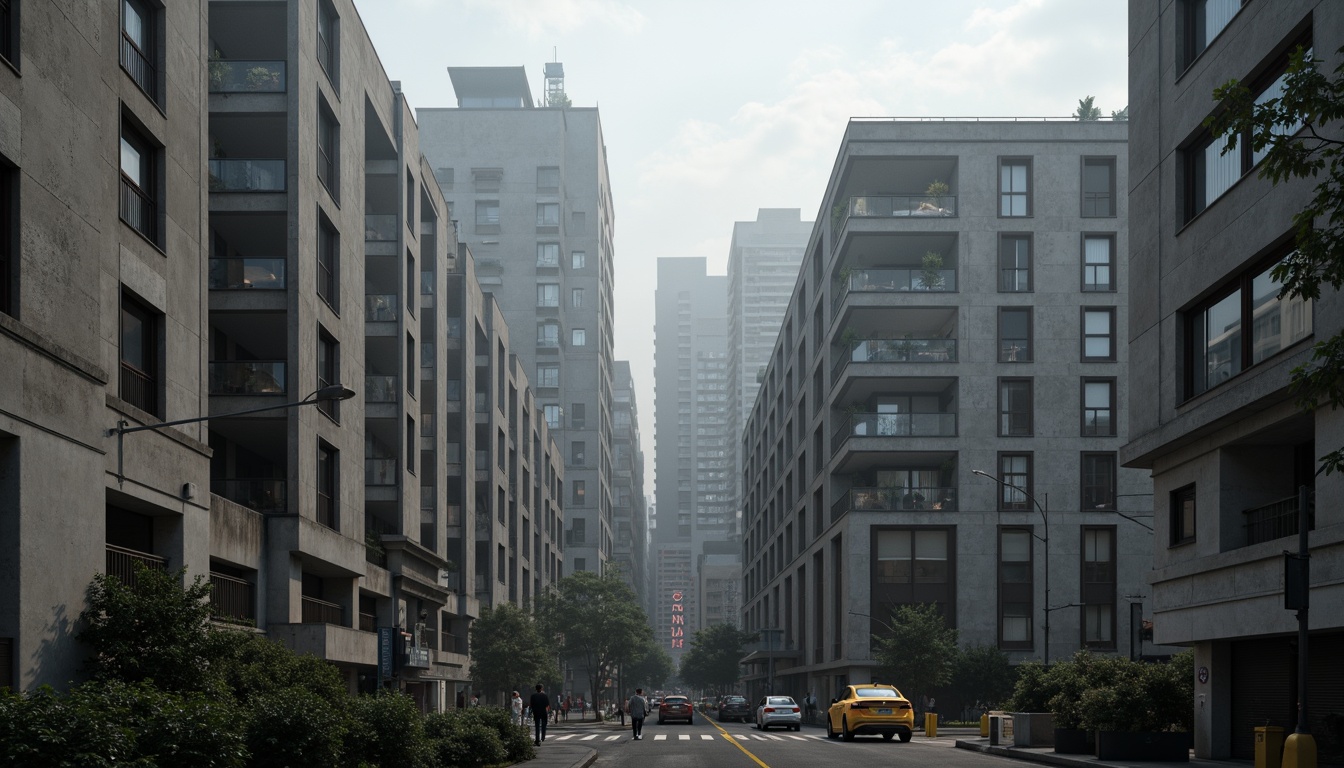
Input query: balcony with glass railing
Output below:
<box><xmin>365</xmin><ymin>294</ymin><xmax>398</xmax><ymax>322</ymax></box>
<box><xmin>208</xmin><ymin>258</ymin><xmax>286</xmax><ymax>290</ymax></box>
<box><xmin>833</xmin><ymin>412</ymin><xmax>957</xmax><ymax>453</ymax></box>
<box><xmin>833</xmin><ymin>338</ymin><xmax>956</xmax><ymax>382</ymax></box>
<box><xmin>830</xmin><ymin>487</ymin><xmax>957</xmax><ymax>521</ymax></box>
<box><xmin>211</xmin><ymin>478</ymin><xmax>286</xmax><ymax>514</ymax></box>
<box><xmin>207</xmin><ymin>60</ymin><xmax>287</xmax><ymax>92</ymax></box>
<box><xmin>838</xmin><ymin>194</ymin><xmax>958</xmax><ymax>229</ymax></box>
<box><xmin>833</xmin><ymin>268</ymin><xmax>957</xmax><ymax>313</ymax></box>
<box><xmin>365</xmin><ymin>375</ymin><xmax>398</xmax><ymax>403</ymax></box>
<box><xmin>209</xmin><ymin>159</ymin><xmax>285</xmax><ymax>192</ymax></box>
<box><xmin>209</xmin><ymin>360</ymin><xmax>285</xmax><ymax>396</ymax></box>
<box><xmin>365</xmin><ymin>458</ymin><xmax>398</xmax><ymax>486</ymax></box>
<box><xmin>365</xmin><ymin>214</ymin><xmax>398</xmax><ymax>242</ymax></box>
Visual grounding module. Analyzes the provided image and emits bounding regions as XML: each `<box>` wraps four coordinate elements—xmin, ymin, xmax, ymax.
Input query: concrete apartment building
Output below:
<box><xmin>1126</xmin><ymin>1</ymin><xmax>1344</xmax><ymax>761</ymax></box>
<box><xmin>612</xmin><ymin>361</ymin><xmax>650</xmax><ymax>613</ymax></box>
<box><xmin>738</xmin><ymin>119</ymin><xmax>1163</xmax><ymax>704</ymax></box>
<box><xmin>653</xmin><ymin>257</ymin><xmax>733</xmax><ymax>660</ymax></box>
<box><xmin>1</xmin><ymin>0</ymin><xmax>565</xmax><ymax>710</ymax></box>
<box><xmin>418</xmin><ymin>66</ymin><xmax>616</xmax><ymax>580</ymax></box>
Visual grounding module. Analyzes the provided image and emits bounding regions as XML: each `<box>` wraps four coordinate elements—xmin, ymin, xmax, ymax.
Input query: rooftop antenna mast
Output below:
<box><xmin>544</xmin><ymin>49</ymin><xmax>565</xmax><ymax>108</ymax></box>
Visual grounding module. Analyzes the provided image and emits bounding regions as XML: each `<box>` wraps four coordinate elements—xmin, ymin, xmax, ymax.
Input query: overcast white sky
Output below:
<box><xmin>352</xmin><ymin>0</ymin><xmax>1129</xmax><ymax>486</ymax></box>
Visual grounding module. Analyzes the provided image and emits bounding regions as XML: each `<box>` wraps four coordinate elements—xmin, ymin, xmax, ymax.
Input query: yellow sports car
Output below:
<box><xmin>825</xmin><ymin>684</ymin><xmax>914</xmax><ymax>742</ymax></box>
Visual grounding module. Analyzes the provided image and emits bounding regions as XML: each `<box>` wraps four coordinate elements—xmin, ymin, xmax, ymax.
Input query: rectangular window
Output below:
<box><xmin>543</xmin><ymin>404</ymin><xmax>561</xmax><ymax>429</ymax></box>
<box><xmin>119</xmin><ymin>120</ymin><xmax>159</xmax><ymax>245</ymax></box>
<box><xmin>1082</xmin><ymin>308</ymin><xmax>1116</xmax><ymax>361</ymax></box>
<box><xmin>1081</xmin><ymin>378</ymin><xmax>1116</xmax><ymax>436</ymax></box>
<box><xmin>120</xmin><ymin>0</ymin><xmax>158</xmax><ymax>102</ymax></box>
<box><xmin>537</xmin><ymin>166</ymin><xmax>559</xmax><ymax>192</ymax></box>
<box><xmin>999</xmin><ymin>158</ymin><xmax>1032</xmax><ymax>217</ymax></box>
<box><xmin>537</xmin><ymin>322</ymin><xmax>559</xmax><ymax>348</ymax></box>
<box><xmin>475</xmin><ymin>200</ymin><xmax>500</xmax><ymax>231</ymax></box>
<box><xmin>317</xmin><ymin>329</ymin><xmax>338</xmax><ymax>420</ymax></box>
<box><xmin>1171</xmin><ymin>484</ymin><xmax>1196</xmax><ymax>545</ymax></box>
<box><xmin>0</xmin><ymin>159</ymin><xmax>13</xmax><ymax>317</ymax></box>
<box><xmin>536</xmin><ymin>242</ymin><xmax>560</xmax><ymax>267</ymax></box>
<box><xmin>537</xmin><ymin>365</ymin><xmax>559</xmax><ymax>388</ymax></box>
<box><xmin>999</xmin><ymin>378</ymin><xmax>1033</xmax><ymax>436</ymax></box>
<box><xmin>571</xmin><ymin>403</ymin><xmax>586</xmax><ymax>429</ymax></box>
<box><xmin>536</xmin><ymin>203</ymin><xmax>560</xmax><ymax>228</ymax></box>
<box><xmin>999</xmin><ymin>235</ymin><xmax>1031</xmax><ymax>292</ymax></box>
<box><xmin>571</xmin><ymin>251</ymin><xmax>585</xmax><ymax>270</ymax></box>
<box><xmin>316</xmin><ymin>212</ymin><xmax>338</xmax><ymax>308</ymax></box>
<box><xmin>120</xmin><ymin>291</ymin><xmax>159</xmax><ymax>415</ymax></box>
<box><xmin>315</xmin><ymin>0</ymin><xmax>338</xmax><ymax>83</ymax></box>
<box><xmin>572</xmin><ymin>480</ymin><xmax>585</xmax><ymax>505</ymax></box>
<box><xmin>999</xmin><ymin>307</ymin><xmax>1032</xmax><ymax>362</ymax></box>
<box><xmin>316</xmin><ymin>443</ymin><xmax>338</xmax><ymax>529</ymax></box>
<box><xmin>572</xmin><ymin>288</ymin><xmax>584</xmax><ymax>308</ymax></box>
<box><xmin>1</xmin><ymin>0</ymin><xmax>15</xmax><ymax>65</ymax></box>
<box><xmin>1081</xmin><ymin>158</ymin><xmax>1116</xmax><ymax>217</ymax></box>
<box><xmin>316</xmin><ymin>99</ymin><xmax>338</xmax><ymax>196</ymax></box>
<box><xmin>999</xmin><ymin>528</ymin><xmax>1033</xmax><ymax>648</ymax></box>
<box><xmin>1183</xmin><ymin>0</ymin><xmax>1243</xmax><ymax>67</ymax></box>
<box><xmin>1081</xmin><ymin>527</ymin><xmax>1116</xmax><ymax>648</ymax></box>
<box><xmin>998</xmin><ymin>453</ymin><xmax>1032</xmax><ymax>512</ymax></box>
<box><xmin>536</xmin><ymin>283</ymin><xmax>559</xmax><ymax>307</ymax></box>
<box><xmin>1187</xmin><ymin>253</ymin><xmax>1313</xmax><ymax>397</ymax></box>
<box><xmin>571</xmin><ymin>441</ymin><xmax>585</xmax><ymax>465</ymax></box>
<box><xmin>571</xmin><ymin>328</ymin><xmax>586</xmax><ymax>347</ymax></box>
<box><xmin>1082</xmin><ymin>235</ymin><xmax>1116</xmax><ymax>291</ymax></box>
<box><xmin>1081</xmin><ymin>453</ymin><xmax>1117</xmax><ymax>510</ymax></box>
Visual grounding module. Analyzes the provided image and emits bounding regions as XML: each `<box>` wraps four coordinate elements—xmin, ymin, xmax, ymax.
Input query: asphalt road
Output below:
<box><xmin>546</xmin><ymin>716</ymin><xmax>1009</xmax><ymax>768</ymax></box>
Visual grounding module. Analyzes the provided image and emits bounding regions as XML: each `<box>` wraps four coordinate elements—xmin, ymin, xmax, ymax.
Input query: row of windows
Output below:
<box><xmin>996</xmin><ymin>157</ymin><xmax>1117</xmax><ymax>219</ymax></box>
<box><xmin>996</xmin><ymin>306</ymin><xmax>1118</xmax><ymax>363</ymax></box>
<box><xmin>994</xmin><ymin>451</ymin><xmax>1118</xmax><ymax>512</ymax></box>
<box><xmin>474</xmin><ymin>201</ymin><xmax>587</xmax><ymax>234</ymax></box>
<box><xmin>996</xmin><ymin>233</ymin><xmax>1118</xmax><ymax>293</ymax></box>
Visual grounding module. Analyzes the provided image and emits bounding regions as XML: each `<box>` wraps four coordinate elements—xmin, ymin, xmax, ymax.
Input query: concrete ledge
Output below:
<box><xmin>957</xmin><ymin>739</ymin><xmax>1092</xmax><ymax>768</ymax></box>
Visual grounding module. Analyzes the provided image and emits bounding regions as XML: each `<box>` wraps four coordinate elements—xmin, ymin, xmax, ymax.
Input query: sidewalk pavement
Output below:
<box><xmin>519</xmin><ymin>716</ymin><xmax>625</xmax><ymax>768</ymax></box>
<box><xmin>954</xmin><ymin>736</ymin><xmax>1236</xmax><ymax>768</ymax></box>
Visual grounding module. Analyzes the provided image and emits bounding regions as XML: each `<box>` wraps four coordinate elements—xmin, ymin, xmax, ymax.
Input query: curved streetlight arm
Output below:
<box><xmin>848</xmin><ymin>610</ymin><xmax>896</xmax><ymax>634</ymax></box>
<box><xmin>972</xmin><ymin>468</ymin><xmax>1052</xmax><ymax>665</ymax></box>
<box><xmin>971</xmin><ymin>469</ymin><xmax>1048</xmax><ymax>532</ymax></box>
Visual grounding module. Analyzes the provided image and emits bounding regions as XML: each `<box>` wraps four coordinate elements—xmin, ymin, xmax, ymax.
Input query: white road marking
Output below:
<box><xmin>701</xmin><ymin>734</ymin><xmax>715</xmax><ymax>740</ymax></box>
<box><xmin>553</xmin><ymin>735</ymin><xmax>575</xmax><ymax>741</ymax></box>
<box><xmin>679</xmin><ymin>734</ymin><xmax>690</xmax><ymax>740</ymax></box>
<box><xmin>654</xmin><ymin>735</ymin><xmax>668</xmax><ymax>741</ymax></box>
<box><xmin>580</xmin><ymin>735</ymin><xmax>598</xmax><ymax>741</ymax></box>
<box><xmin>787</xmin><ymin>735</ymin><xmax>808</xmax><ymax>740</ymax></box>
<box><xmin>604</xmin><ymin>735</ymin><xmax>622</xmax><ymax>741</ymax></box>
<box><xmin>734</xmin><ymin>734</ymin><xmax>749</xmax><ymax>741</ymax></box>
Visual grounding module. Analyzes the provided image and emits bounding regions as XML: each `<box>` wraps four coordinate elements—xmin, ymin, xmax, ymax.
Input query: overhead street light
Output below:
<box><xmin>109</xmin><ymin>384</ymin><xmax>357</xmax><ymax>483</ymax></box>
<box><xmin>971</xmin><ymin>468</ymin><xmax>1054</xmax><ymax>665</ymax></box>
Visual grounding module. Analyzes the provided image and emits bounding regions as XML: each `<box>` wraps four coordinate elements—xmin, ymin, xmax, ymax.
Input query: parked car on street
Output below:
<box><xmin>717</xmin><ymin>695</ymin><xmax>751</xmax><ymax>723</ymax></box>
<box><xmin>658</xmin><ymin>695</ymin><xmax>694</xmax><ymax>724</ymax></box>
<box><xmin>754</xmin><ymin>695</ymin><xmax>802</xmax><ymax>731</ymax></box>
<box><xmin>826</xmin><ymin>684</ymin><xmax>914</xmax><ymax>742</ymax></box>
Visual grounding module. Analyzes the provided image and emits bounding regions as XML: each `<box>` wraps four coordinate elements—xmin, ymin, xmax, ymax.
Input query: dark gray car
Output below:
<box><xmin>717</xmin><ymin>695</ymin><xmax>750</xmax><ymax>723</ymax></box>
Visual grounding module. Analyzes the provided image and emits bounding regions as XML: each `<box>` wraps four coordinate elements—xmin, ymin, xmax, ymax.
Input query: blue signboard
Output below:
<box><xmin>378</xmin><ymin>627</ymin><xmax>394</xmax><ymax>682</ymax></box>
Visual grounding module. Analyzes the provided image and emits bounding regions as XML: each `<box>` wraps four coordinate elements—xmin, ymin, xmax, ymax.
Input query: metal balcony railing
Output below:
<box><xmin>119</xmin><ymin>175</ymin><xmax>156</xmax><ymax>241</ymax></box>
<box><xmin>208</xmin><ymin>258</ymin><xmax>286</xmax><ymax>290</ymax></box>
<box><xmin>359</xmin><ymin>612</ymin><xmax>377</xmax><ymax>632</ymax></box>
<box><xmin>300</xmin><ymin>596</ymin><xmax>344</xmax><ymax>626</ymax></box>
<box><xmin>106</xmin><ymin>544</ymin><xmax>166</xmax><ymax>588</ymax></box>
<box><xmin>1244</xmin><ymin>492</ymin><xmax>1315</xmax><ymax>547</ymax></box>
<box><xmin>119</xmin><ymin>362</ymin><xmax>157</xmax><ymax>415</ymax></box>
<box><xmin>209</xmin><ymin>159</ymin><xmax>285</xmax><ymax>192</ymax></box>
<box><xmin>211</xmin><ymin>478</ymin><xmax>286</xmax><ymax>514</ymax></box>
<box><xmin>209</xmin><ymin>572</ymin><xmax>254</xmax><ymax>623</ymax></box>
<box><xmin>120</xmin><ymin>32</ymin><xmax>156</xmax><ymax>97</ymax></box>
<box><xmin>207</xmin><ymin>59</ymin><xmax>286</xmax><ymax>92</ymax></box>
<box><xmin>832</xmin><ymin>338</ymin><xmax>956</xmax><ymax>381</ymax></box>
<box><xmin>832</xmin><ymin>412</ymin><xmax>956</xmax><ymax>451</ymax></box>
<box><xmin>209</xmin><ymin>361</ymin><xmax>286</xmax><ymax>396</ymax></box>
<box><xmin>831</xmin><ymin>487</ymin><xmax>957</xmax><ymax>520</ymax></box>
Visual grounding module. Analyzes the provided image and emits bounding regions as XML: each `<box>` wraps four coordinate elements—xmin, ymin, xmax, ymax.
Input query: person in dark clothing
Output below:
<box><xmin>627</xmin><ymin>688</ymin><xmax>649</xmax><ymax>740</ymax></box>
<box><xmin>529</xmin><ymin>684</ymin><xmax>551</xmax><ymax>745</ymax></box>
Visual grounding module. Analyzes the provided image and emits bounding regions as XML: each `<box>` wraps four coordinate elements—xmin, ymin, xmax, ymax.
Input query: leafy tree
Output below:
<box><xmin>1207</xmin><ymin>44</ymin><xmax>1344</xmax><ymax>475</ymax></box>
<box><xmin>346</xmin><ymin>690</ymin><xmax>432</xmax><ymax>768</ymax></box>
<box><xmin>205</xmin><ymin>630</ymin><xmax>350</xmax><ymax>709</ymax></box>
<box><xmin>946</xmin><ymin>644</ymin><xmax>1016</xmax><ymax>713</ymax></box>
<box><xmin>535</xmin><ymin>571</ymin><xmax>651</xmax><ymax>715</ymax></box>
<box><xmin>1005</xmin><ymin>661</ymin><xmax>1057</xmax><ymax>712</ymax></box>
<box><xmin>467</xmin><ymin>602</ymin><xmax>558</xmax><ymax>701</ymax></box>
<box><xmin>1111</xmin><ymin>106</ymin><xmax>1130</xmax><ymax>121</ymax></box>
<box><xmin>870</xmin><ymin>603</ymin><xmax>958</xmax><ymax>708</ymax></box>
<box><xmin>1074</xmin><ymin>95</ymin><xmax>1102</xmax><ymax>121</ymax></box>
<box><xmin>622</xmin><ymin>638</ymin><xmax>674</xmax><ymax>693</ymax></box>
<box><xmin>678</xmin><ymin>623</ymin><xmax>757</xmax><ymax>696</ymax></box>
<box><xmin>78</xmin><ymin>563</ymin><xmax>217</xmax><ymax>694</ymax></box>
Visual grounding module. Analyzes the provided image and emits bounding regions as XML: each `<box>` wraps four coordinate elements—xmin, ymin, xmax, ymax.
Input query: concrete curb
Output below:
<box><xmin>956</xmin><ymin>739</ymin><xmax>1096</xmax><ymax>768</ymax></box>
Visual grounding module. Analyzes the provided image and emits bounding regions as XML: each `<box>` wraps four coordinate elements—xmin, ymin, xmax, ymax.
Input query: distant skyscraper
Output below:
<box><xmin>653</xmin><ymin>258</ymin><xmax>730</xmax><ymax>659</ymax></box>
<box><xmin>612</xmin><ymin>361</ymin><xmax>650</xmax><ymax>613</ymax></box>
<box><xmin>727</xmin><ymin>209</ymin><xmax>811</xmax><ymax>540</ymax></box>
<box><xmin>418</xmin><ymin>66</ymin><xmax>616</xmax><ymax>578</ymax></box>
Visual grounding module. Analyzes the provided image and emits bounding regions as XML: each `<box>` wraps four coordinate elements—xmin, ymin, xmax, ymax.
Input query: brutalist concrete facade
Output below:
<box><xmin>739</xmin><ymin>119</ymin><xmax>1165</xmax><ymax>707</ymax></box>
<box><xmin>612</xmin><ymin>361</ymin><xmax>650</xmax><ymax>614</ymax></box>
<box><xmin>0</xmin><ymin>0</ymin><xmax>213</xmax><ymax>691</ymax></box>
<box><xmin>1125</xmin><ymin>1</ymin><xmax>1344</xmax><ymax>760</ymax></box>
<box><xmin>418</xmin><ymin>71</ymin><xmax>615</xmax><ymax>580</ymax></box>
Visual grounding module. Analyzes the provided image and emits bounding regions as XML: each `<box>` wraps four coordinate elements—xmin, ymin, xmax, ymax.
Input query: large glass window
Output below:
<box><xmin>999</xmin><ymin>235</ymin><xmax>1031</xmax><ymax>292</ymax></box>
<box><xmin>1083</xmin><ymin>235</ymin><xmax>1115</xmax><ymax>291</ymax></box>
<box><xmin>1</xmin><ymin>0</ymin><xmax>15</xmax><ymax>65</ymax></box>
<box><xmin>998</xmin><ymin>453</ymin><xmax>1032</xmax><ymax>512</ymax></box>
<box><xmin>999</xmin><ymin>528</ymin><xmax>1033</xmax><ymax>648</ymax></box>
<box><xmin>536</xmin><ymin>243</ymin><xmax>560</xmax><ymax>267</ymax></box>
<box><xmin>999</xmin><ymin>158</ymin><xmax>1031</xmax><ymax>217</ymax></box>
<box><xmin>537</xmin><ymin>166</ymin><xmax>559</xmax><ymax>191</ymax></box>
<box><xmin>999</xmin><ymin>378</ymin><xmax>1033</xmax><ymax>437</ymax></box>
<box><xmin>999</xmin><ymin>308</ymin><xmax>1032</xmax><ymax>362</ymax></box>
<box><xmin>537</xmin><ymin>365</ymin><xmax>559</xmax><ymax>388</ymax></box>
<box><xmin>1081</xmin><ymin>158</ymin><xmax>1116</xmax><ymax>217</ymax></box>
<box><xmin>536</xmin><ymin>203</ymin><xmax>560</xmax><ymax>228</ymax></box>
<box><xmin>316</xmin><ymin>213</ymin><xmax>338</xmax><ymax>308</ymax></box>
<box><xmin>317</xmin><ymin>329</ymin><xmax>338</xmax><ymax>420</ymax></box>
<box><xmin>536</xmin><ymin>283</ymin><xmax>559</xmax><ymax>307</ymax></box>
<box><xmin>316</xmin><ymin>99</ymin><xmax>338</xmax><ymax>196</ymax></box>
<box><xmin>1081</xmin><ymin>527</ymin><xmax>1116</xmax><ymax>648</ymax></box>
<box><xmin>1082</xmin><ymin>308</ymin><xmax>1116</xmax><ymax>361</ymax></box>
<box><xmin>1081</xmin><ymin>453</ymin><xmax>1117</xmax><ymax>511</ymax></box>
<box><xmin>1081</xmin><ymin>378</ymin><xmax>1116</xmax><ymax>436</ymax></box>
<box><xmin>1183</xmin><ymin>0</ymin><xmax>1243</xmax><ymax>66</ymax></box>
<box><xmin>315</xmin><ymin>0</ymin><xmax>338</xmax><ymax>83</ymax></box>
<box><xmin>1188</xmin><ymin>254</ymin><xmax>1312</xmax><ymax>397</ymax></box>
<box><xmin>317</xmin><ymin>442</ymin><xmax>337</xmax><ymax>529</ymax></box>
<box><xmin>120</xmin><ymin>0</ymin><xmax>157</xmax><ymax>100</ymax></box>
<box><xmin>120</xmin><ymin>292</ymin><xmax>159</xmax><ymax>415</ymax></box>
<box><xmin>0</xmin><ymin>159</ymin><xmax>13</xmax><ymax>317</ymax></box>
<box><xmin>475</xmin><ymin>201</ymin><xmax>499</xmax><ymax>230</ymax></box>
<box><xmin>119</xmin><ymin>122</ymin><xmax>158</xmax><ymax>244</ymax></box>
<box><xmin>1171</xmin><ymin>485</ymin><xmax>1196</xmax><ymax>545</ymax></box>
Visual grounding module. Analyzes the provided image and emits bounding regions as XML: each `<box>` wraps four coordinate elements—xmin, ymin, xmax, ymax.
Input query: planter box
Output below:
<box><xmin>1054</xmin><ymin>728</ymin><xmax>1095</xmax><ymax>754</ymax></box>
<box><xmin>1011</xmin><ymin>712</ymin><xmax>1055</xmax><ymax>747</ymax></box>
<box><xmin>1095</xmin><ymin>731</ymin><xmax>1190</xmax><ymax>761</ymax></box>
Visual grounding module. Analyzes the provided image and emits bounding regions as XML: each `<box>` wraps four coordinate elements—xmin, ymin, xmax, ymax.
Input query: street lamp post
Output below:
<box><xmin>972</xmin><ymin>469</ymin><xmax>1052</xmax><ymax>665</ymax></box>
<box><xmin>109</xmin><ymin>384</ymin><xmax>357</xmax><ymax>483</ymax></box>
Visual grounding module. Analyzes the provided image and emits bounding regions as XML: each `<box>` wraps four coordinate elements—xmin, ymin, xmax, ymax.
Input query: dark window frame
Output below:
<box><xmin>997</xmin><ymin>452</ymin><xmax>1033</xmax><ymax>512</ymax></box>
<box><xmin>316</xmin><ymin>440</ymin><xmax>338</xmax><ymax>529</ymax></box>
<box><xmin>1081</xmin><ymin>156</ymin><xmax>1117</xmax><ymax>218</ymax></box>
<box><xmin>1080</xmin><ymin>452</ymin><xmax>1118</xmax><ymax>511</ymax></box>
<box><xmin>316</xmin><ymin>210</ymin><xmax>338</xmax><ymax>310</ymax></box>
<box><xmin>1170</xmin><ymin>484</ymin><xmax>1196</xmax><ymax>546</ymax></box>
<box><xmin>119</xmin><ymin>114</ymin><xmax>162</xmax><ymax>247</ymax></box>
<box><xmin>998</xmin><ymin>233</ymin><xmax>1032</xmax><ymax>292</ymax></box>
<box><xmin>120</xmin><ymin>0</ymin><xmax>162</xmax><ymax>105</ymax></box>
<box><xmin>119</xmin><ymin>290</ymin><xmax>160</xmax><ymax>416</ymax></box>
<box><xmin>1079</xmin><ymin>525</ymin><xmax>1117</xmax><ymax>649</ymax></box>
<box><xmin>0</xmin><ymin>0</ymin><xmax>18</xmax><ymax>68</ymax></box>
<box><xmin>0</xmin><ymin>157</ymin><xmax>14</xmax><ymax>317</ymax></box>
<box><xmin>315</xmin><ymin>0</ymin><xmax>339</xmax><ymax>86</ymax></box>
<box><xmin>316</xmin><ymin>96</ymin><xmax>339</xmax><ymax>199</ymax></box>
<box><xmin>997</xmin><ymin>525</ymin><xmax>1034</xmax><ymax>650</ymax></box>
<box><xmin>998</xmin><ymin>157</ymin><xmax>1033</xmax><ymax>218</ymax></box>
<box><xmin>1081</xmin><ymin>377</ymin><xmax>1117</xmax><ymax>437</ymax></box>
<box><xmin>1082</xmin><ymin>306</ymin><xmax>1117</xmax><ymax>362</ymax></box>
<box><xmin>1082</xmin><ymin>233</ymin><xmax>1117</xmax><ymax>292</ymax></box>
<box><xmin>998</xmin><ymin>307</ymin><xmax>1033</xmax><ymax>362</ymax></box>
<box><xmin>317</xmin><ymin>326</ymin><xmax>339</xmax><ymax>422</ymax></box>
<box><xmin>474</xmin><ymin>200</ymin><xmax>500</xmax><ymax>232</ymax></box>
<box><xmin>1181</xmin><ymin>0</ymin><xmax>1244</xmax><ymax>70</ymax></box>
<box><xmin>998</xmin><ymin>377</ymin><xmax>1033</xmax><ymax>437</ymax></box>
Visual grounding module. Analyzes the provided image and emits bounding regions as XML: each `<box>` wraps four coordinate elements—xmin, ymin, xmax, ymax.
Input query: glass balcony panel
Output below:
<box><xmin>848</xmin><ymin>268</ymin><xmax>957</xmax><ymax>293</ymax></box>
<box><xmin>365</xmin><ymin>458</ymin><xmax>398</xmax><ymax>486</ymax></box>
<box><xmin>207</xmin><ymin>60</ymin><xmax>287</xmax><ymax>92</ymax></box>
<box><xmin>364</xmin><ymin>214</ymin><xmax>398</xmax><ymax>242</ymax></box>
<box><xmin>208</xmin><ymin>258</ymin><xmax>286</xmax><ymax>290</ymax></box>
<box><xmin>365</xmin><ymin>294</ymin><xmax>398</xmax><ymax>322</ymax></box>
<box><xmin>365</xmin><ymin>375</ymin><xmax>398</xmax><ymax>403</ymax></box>
<box><xmin>847</xmin><ymin>194</ymin><xmax>957</xmax><ymax>219</ymax></box>
<box><xmin>841</xmin><ymin>412</ymin><xmax>956</xmax><ymax>439</ymax></box>
<box><xmin>211</xmin><ymin>478</ymin><xmax>286</xmax><ymax>513</ymax></box>
<box><xmin>209</xmin><ymin>159</ymin><xmax>285</xmax><ymax>192</ymax></box>
<box><xmin>209</xmin><ymin>361</ymin><xmax>286</xmax><ymax>395</ymax></box>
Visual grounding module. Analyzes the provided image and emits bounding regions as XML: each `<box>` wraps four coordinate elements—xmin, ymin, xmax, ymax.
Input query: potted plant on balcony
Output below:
<box><xmin>925</xmin><ymin>179</ymin><xmax>949</xmax><ymax>208</ymax></box>
<box><xmin>1078</xmin><ymin>651</ymin><xmax>1193</xmax><ymax>761</ymax></box>
<box><xmin>920</xmin><ymin>251</ymin><xmax>946</xmax><ymax>291</ymax></box>
<box><xmin>245</xmin><ymin>65</ymin><xmax>279</xmax><ymax>90</ymax></box>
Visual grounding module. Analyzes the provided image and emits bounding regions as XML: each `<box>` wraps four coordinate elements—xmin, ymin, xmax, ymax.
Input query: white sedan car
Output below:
<box><xmin>755</xmin><ymin>695</ymin><xmax>802</xmax><ymax>731</ymax></box>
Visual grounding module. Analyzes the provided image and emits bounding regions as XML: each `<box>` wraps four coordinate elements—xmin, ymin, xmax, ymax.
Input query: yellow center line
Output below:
<box><xmin>706</xmin><ymin>713</ymin><xmax>771</xmax><ymax>768</ymax></box>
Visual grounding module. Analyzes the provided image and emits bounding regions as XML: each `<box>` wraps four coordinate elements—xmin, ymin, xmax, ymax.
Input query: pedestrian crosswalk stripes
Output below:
<box><xmin>549</xmin><ymin>728</ymin><xmax>832</xmax><ymax>744</ymax></box>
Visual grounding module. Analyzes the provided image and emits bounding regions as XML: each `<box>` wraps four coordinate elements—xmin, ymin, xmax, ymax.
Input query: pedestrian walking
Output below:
<box><xmin>511</xmin><ymin>691</ymin><xmax>524</xmax><ymax>726</ymax></box>
<box><xmin>627</xmin><ymin>688</ymin><xmax>649</xmax><ymax>740</ymax></box>
<box><xmin>529</xmin><ymin>684</ymin><xmax>551</xmax><ymax>746</ymax></box>
<box><xmin>562</xmin><ymin>695</ymin><xmax>572</xmax><ymax>721</ymax></box>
